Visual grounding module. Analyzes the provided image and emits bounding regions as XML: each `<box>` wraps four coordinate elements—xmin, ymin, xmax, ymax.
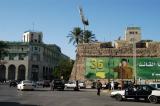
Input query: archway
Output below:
<box><xmin>0</xmin><ymin>65</ymin><xmax>6</xmax><ymax>82</ymax></box>
<box><xmin>18</xmin><ymin>65</ymin><xmax>26</xmax><ymax>81</ymax></box>
<box><xmin>8</xmin><ymin>65</ymin><xmax>16</xmax><ymax>80</ymax></box>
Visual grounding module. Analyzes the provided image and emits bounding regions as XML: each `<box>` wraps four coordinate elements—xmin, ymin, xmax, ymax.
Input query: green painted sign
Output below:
<box><xmin>137</xmin><ymin>58</ymin><xmax>160</xmax><ymax>79</ymax></box>
<box><xmin>85</xmin><ymin>57</ymin><xmax>160</xmax><ymax>80</ymax></box>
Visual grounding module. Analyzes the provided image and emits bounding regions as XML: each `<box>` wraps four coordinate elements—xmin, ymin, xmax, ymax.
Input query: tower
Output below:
<box><xmin>22</xmin><ymin>31</ymin><xmax>43</xmax><ymax>44</ymax></box>
<box><xmin>125</xmin><ymin>27</ymin><xmax>141</xmax><ymax>42</ymax></box>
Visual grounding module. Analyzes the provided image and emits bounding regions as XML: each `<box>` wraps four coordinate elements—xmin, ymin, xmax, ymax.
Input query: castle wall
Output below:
<box><xmin>70</xmin><ymin>42</ymin><xmax>160</xmax><ymax>82</ymax></box>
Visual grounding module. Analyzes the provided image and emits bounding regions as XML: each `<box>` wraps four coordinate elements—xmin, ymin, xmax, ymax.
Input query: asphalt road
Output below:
<box><xmin>0</xmin><ymin>84</ymin><xmax>159</xmax><ymax>106</ymax></box>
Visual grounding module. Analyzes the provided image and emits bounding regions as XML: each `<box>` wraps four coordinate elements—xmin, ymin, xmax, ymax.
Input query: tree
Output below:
<box><xmin>83</xmin><ymin>30</ymin><xmax>96</xmax><ymax>43</ymax></box>
<box><xmin>52</xmin><ymin>59</ymin><xmax>74</xmax><ymax>81</ymax></box>
<box><xmin>0</xmin><ymin>41</ymin><xmax>8</xmax><ymax>64</ymax></box>
<box><xmin>67</xmin><ymin>27</ymin><xmax>83</xmax><ymax>46</ymax></box>
<box><xmin>67</xmin><ymin>27</ymin><xmax>97</xmax><ymax>45</ymax></box>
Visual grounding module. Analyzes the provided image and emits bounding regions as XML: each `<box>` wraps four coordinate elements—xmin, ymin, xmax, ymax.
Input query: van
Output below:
<box><xmin>149</xmin><ymin>82</ymin><xmax>160</xmax><ymax>89</ymax></box>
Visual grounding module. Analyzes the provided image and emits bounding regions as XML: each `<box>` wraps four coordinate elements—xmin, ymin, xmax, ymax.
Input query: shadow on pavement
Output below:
<box><xmin>0</xmin><ymin>102</ymin><xmax>40</xmax><ymax>106</ymax></box>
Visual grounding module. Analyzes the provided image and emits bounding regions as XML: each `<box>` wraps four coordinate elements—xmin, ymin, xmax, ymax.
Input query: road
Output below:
<box><xmin>0</xmin><ymin>84</ymin><xmax>159</xmax><ymax>106</ymax></box>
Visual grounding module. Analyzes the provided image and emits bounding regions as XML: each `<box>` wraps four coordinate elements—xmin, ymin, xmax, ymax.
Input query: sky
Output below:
<box><xmin>0</xmin><ymin>0</ymin><xmax>160</xmax><ymax>60</ymax></box>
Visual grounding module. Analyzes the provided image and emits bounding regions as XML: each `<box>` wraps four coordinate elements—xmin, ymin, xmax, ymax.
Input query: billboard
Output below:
<box><xmin>85</xmin><ymin>57</ymin><xmax>160</xmax><ymax>80</ymax></box>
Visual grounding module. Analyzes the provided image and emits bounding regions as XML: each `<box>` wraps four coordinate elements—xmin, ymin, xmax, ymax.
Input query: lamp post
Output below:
<box><xmin>132</xmin><ymin>38</ymin><xmax>137</xmax><ymax>84</ymax></box>
<box><xmin>119</xmin><ymin>63</ymin><xmax>124</xmax><ymax>90</ymax></box>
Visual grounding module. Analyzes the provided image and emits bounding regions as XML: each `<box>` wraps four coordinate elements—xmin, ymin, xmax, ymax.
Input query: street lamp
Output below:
<box><xmin>131</xmin><ymin>38</ymin><xmax>137</xmax><ymax>84</ymax></box>
<box><xmin>119</xmin><ymin>62</ymin><xmax>124</xmax><ymax>90</ymax></box>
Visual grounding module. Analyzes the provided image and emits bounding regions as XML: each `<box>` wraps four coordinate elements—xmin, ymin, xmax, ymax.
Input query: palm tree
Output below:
<box><xmin>67</xmin><ymin>27</ymin><xmax>83</xmax><ymax>46</ymax></box>
<box><xmin>83</xmin><ymin>30</ymin><xmax>96</xmax><ymax>43</ymax></box>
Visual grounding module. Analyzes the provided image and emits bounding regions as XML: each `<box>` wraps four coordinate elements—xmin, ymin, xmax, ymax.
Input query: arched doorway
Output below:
<box><xmin>8</xmin><ymin>65</ymin><xmax>16</xmax><ymax>80</ymax></box>
<box><xmin>0</xmin><ymin>65</ymin><xmax>6</xmax><ymax>82</ymax></box>
<box><xmin>18</xmin><ymin>65</ymin><xmax>26</xmax><ymax>81</ymax></box>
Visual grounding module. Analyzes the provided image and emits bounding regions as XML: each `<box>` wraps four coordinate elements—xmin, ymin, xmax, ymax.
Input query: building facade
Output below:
<box><xmin>0</xmin><ymin>31</ymin><xmax>69</xmax><ymax>81</ymax></box>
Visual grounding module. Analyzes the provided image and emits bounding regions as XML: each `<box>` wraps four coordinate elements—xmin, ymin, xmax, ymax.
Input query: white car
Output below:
<box><xmin>65</xmin><ymin>81</ymin><xmax>80</xmax><ymax>90</ymax></box>
<box><xmin>79</xmin><ymin>81</ymin><xmax>86</xmax><ymax>89</ymax></box>
<box><xmin>110</xmin><ymin>85</ymin><xmax>160</xmax><ymax>104</ymax></box>
<box><xmin>149</xmin><ymin>82</ymin><xmax>160</xmax><ymax>90</ymax></box>
<box><xmin>17</xmin><ymin>80</ymin><xmax>35</xmax><ymax>91</ymax></box>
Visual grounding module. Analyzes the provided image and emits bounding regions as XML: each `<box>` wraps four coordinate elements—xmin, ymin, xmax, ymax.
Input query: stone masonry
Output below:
<box><xmin>70</xmin><ymin>42</ymin><xmax>160</xmax><ymax>82</ymax></box>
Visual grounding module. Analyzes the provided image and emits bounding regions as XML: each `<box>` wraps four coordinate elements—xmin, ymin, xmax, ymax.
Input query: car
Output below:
<box><xmin>36</xmin><ymin>80</ymin><xmax>44</xmax><ymax>86</ymax></box>
<box><xmin>65</xmin><ymin>80</ymin><xmax>80</xmax><ymax>90</ymax></box>
<box><xmin>78</xmin><ymin>81</ymin><xmax>86</xmax><ymax>89</ymax></box>
<box><xmin>32</xmin><ymin>81</ymin><xmax>37</xmax><ymax>88</ymax></box>
<box><xmin>17</xmin><ymin>80</ymin><xmax>35</xmax><ymax>91</ymax></box>
<box><xmin>149</xmin><ymin>82</ymin><xmax>160</xmax><ymax>90</ymax></box>
<box><xmin>91</xmin><ymin>81</ymin><xmax>97</xmax><ymax>89</ymax></box>
<box><xmin>43</xmin><ymin>80</ymin><xmax>50</xmax><ymax>88</ymax></box>
<box><xmin>104</xmin><ymin>82</ymin><xmax>119</xmax><ymax>89</ymax></box>
<box><xmin>9</xmin><ymin>80</ymin><xmax>18</xmax><ymax>87</ymax></box>
<box><xmin>50</xmin><ymin>79</ymin><xmax>65</xmax><ymax>91</ymax></box>
<box><xmin>110</xmin><ymin>84</ymin><xmax>160</xmax><ymax>104</ymax></box>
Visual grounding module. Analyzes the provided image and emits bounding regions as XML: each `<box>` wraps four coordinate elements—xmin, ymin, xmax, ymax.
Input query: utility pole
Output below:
<box><xmin>132</xmin><ymin>38</ymin><xmax>137</xmax><ymax>84</ymax></box>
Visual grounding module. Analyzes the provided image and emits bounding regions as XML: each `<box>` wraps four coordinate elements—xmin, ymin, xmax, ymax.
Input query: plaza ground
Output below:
<box><xmin>0</xmin><ymin>84</ymin><xmax>159</xmax><ymax>106</ymax></box>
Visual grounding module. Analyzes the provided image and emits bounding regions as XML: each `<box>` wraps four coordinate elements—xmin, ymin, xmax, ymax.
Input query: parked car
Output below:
<box><xmin>32</xmin><ymin>81</ymin><xmax>37</xmax><ymax>88</ymax></box>
<box><xmin>36</xmin><ymin>80</ymin><xmax>44</xmax><ymax>86</ymax></box>
<box><xmin>50</xmin><ymin>79</ymin><xmax>65</xmax><ymax>91</ymax></box>
<box><xmin>104</xmin><ymin>82</ymin><xmax>119</xmax><ymax>89</ymax></box>
<box><xmin>65</xmin><ymin>80</ymin><xmax>80</xmax><ymax>90</ymax></box>
<box><xmin>149</xmin><ymin>82</ymin><xmax>160</xmax><ymax>90</ymax></box>
<box><xmin>9</xmin><ymin>80</ymin><xmax>18</xmax><ymax>87</ymax></box>
<box><xmin>17</xmin><ymin>80</ymin><xmax>35</xmax><ymax>91</ymax></box>
<box><xmin>43</xmin><ymin>80</ymin><xmax>50</xmax><ymax>88</ymax></box>
<box><xmin>78</xmin><ymin>81</ymin><xmax>86</xmax><ymax>89</ymax></box>
<box><xmin>110</xmin><ymin>84</ymin><xmax>160</xmax><ymax>104</ymax></box>
<box><xmin>91</xmin><ymin>81</ymin><xmax>97</xmax><ymax>89</ymax></box>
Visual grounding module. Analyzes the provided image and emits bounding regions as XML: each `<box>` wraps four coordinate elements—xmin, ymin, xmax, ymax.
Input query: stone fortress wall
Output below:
<box><xmin>70</xmin><ymin>42</ymin><xmax>160</xmax><ymax>84</ymax></box>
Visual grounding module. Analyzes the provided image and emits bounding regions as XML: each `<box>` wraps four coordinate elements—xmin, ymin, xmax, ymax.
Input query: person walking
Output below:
<box><xmin>97</xmin><ymin>80</ymin><xmax>102</xmax><ymax>96</ymax></box>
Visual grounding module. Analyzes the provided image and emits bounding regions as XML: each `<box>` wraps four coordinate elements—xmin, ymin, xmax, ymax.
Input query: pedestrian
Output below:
<box><xmin>111</xmin><ymin>81</ymin><xmax>114</xmax><ymax>90</ymax></box>
<box><xmin>97</xmin><ymin>80</ymin><xmax>102</xmax><ymax>96</ymax></box>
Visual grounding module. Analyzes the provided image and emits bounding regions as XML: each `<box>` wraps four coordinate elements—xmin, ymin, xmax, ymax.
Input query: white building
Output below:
<box><xmin>0</xmin><ymin>31</ymin><xmax>69</xmax><ymax>81</ymax></box>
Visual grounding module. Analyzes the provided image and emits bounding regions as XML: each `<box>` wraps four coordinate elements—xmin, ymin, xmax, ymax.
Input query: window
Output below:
<box><xmin>31</xmin><ymin>33</ymin><xmax>33</xmax><ymax>42</ymax></box>
<box><xmin>35</xmin><ymin>47</ymin><xmax>38</xmax><ymax>50</ymax></box>
<box><xmin>129</xmin><ymin>32</ymin><xmax>135</xmax><ymax>34</ymax></box>
<box><xmin>19</xmin><ymin>53</ymin><xmax>26</xmax><ymax>60</ymax></box>
<box><xmin>151</xmin><ymin>84</ymin><xmax>156</xmax><ymax>88</ymax></box>
<box><xmin>157</xmin><ymin>84</ymin><xmax>160</xmax><ymax>88</ymax></box>
<box><xmin>9</xmin><ymin>53</ymin><xmax>16</xmax><ymax>60</ymax></box>
<box><xmin>38</xmin><ymin>35</ymin><xmax>41</xmax><ymax>43</ymax></box>
<box><xmin>31</xmin><ymin>33</ymin><xmax>34</xmax><ymax>37</ymax></box>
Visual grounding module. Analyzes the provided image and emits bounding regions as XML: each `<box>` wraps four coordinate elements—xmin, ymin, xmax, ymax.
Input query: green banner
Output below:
<box><xmin>137</xmin><ymin>58</ymin><xmax>160</xmax><ymax>79</ymax></box>
<box><xmin>85</xmin><ymin>57</ymin><xmax>160</xmax><ymax>80</ymax></box>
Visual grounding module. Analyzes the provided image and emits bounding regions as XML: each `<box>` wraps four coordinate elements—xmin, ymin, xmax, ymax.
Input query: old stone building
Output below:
<box><xmin>0</xmin><ymin>31</ymin><xmax>69</xmax><ymax>81</ymax></box>
<box><xmin>70</xmin><ymin>27</ymin><xmax>160</xmax><ymax>83</ymax></box>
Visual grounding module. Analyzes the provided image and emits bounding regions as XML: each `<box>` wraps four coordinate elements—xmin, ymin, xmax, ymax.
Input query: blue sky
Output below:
<box><xmin>0</xmin><ymin>0</ymin><xmax>160</xmax><ymax>59</ymax></box>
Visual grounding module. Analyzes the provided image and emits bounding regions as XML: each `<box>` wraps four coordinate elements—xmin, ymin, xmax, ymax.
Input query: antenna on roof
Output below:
<box><xmin>32</xmin><ymin>22</ymin><xmax>35</xmax><ymax>31</ymax></box>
